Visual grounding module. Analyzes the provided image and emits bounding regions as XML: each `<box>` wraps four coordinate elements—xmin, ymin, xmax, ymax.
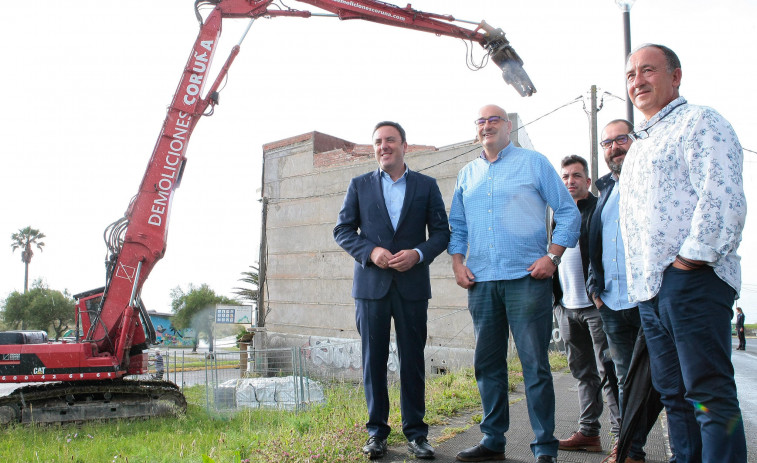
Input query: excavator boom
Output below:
<box><xmin>0</xmin><ymin>0</ymin><xmax>535</xmax><ymax>425</ymax></box>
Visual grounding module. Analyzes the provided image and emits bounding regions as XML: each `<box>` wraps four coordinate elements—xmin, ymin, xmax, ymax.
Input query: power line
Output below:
<box><xmin>517</xmin><ymin>96</ymin><xmax>583</xmax><ymax>132</ymax></box>
<box><xmin>267</xmin><ymin>96</ymin><xmax>590</xmax><ymax>202</ymax></box>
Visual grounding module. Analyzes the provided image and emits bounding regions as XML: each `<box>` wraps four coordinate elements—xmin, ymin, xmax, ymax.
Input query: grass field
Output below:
<box><xmin>0</xmin><ymin>353</ymin><xmax>567</xmax><ymax>463</ymax></box>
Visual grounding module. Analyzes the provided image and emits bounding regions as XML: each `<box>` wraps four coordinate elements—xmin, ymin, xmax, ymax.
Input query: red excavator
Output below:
<box><xmin>0</xmin><ymin>0</ymin><xmax>535</xmax><ymax>425</ymax></box>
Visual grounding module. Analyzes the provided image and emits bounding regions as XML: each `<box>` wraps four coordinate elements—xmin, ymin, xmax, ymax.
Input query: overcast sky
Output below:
<box><xmin>2</xmin><ymin>0</ymin><xmax>756</xmax><ymax>321</ymax></box>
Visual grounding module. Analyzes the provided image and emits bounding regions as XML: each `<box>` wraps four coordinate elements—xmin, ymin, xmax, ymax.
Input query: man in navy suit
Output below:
<box><xmin>334</xmin><ymin>121</ymin><xmax>450</xmax><ymax>460</ymax></box>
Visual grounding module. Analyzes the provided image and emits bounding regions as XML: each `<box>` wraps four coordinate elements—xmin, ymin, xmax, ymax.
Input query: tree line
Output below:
<box><xmin>3</xmin><ymin>226</ymin><xmax>259</xmax><ymax>343</ymax></box>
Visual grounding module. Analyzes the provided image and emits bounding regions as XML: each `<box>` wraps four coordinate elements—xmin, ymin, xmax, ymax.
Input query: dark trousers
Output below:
<box><xmin>356</xmin><ymin>282</ymin><xmax>428</xmax><ymax>441</ymax></box>
<box><xmin>555</xmin><ymin>304</ymin><xmax>620</xmax><ymax>436</ymax></box>
<box><xmin>599</xmin><ymin>306</ymin><xmax>653</xmax><ymax>459</ymax></box>
<box><xmin>639</xmin><ymin>266</ymin><xmax>746</xmax><ymax>463</ymax></box>
<box><xmin>737</xmin><ymin>328</ymin><xmax>746</xmax><ymax>349</ymax></box>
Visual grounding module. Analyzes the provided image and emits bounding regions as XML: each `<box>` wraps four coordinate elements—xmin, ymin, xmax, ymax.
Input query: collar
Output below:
<box><xmin>596</xmin><ymin>172</ymin><xmax>613</xmax><ymax>190</ymax></box>
<box><xmin>380</xmin><ymin>165</ymin><xmax>409</xmax><ymax>182</ymax></box>
<box><xmin>634</xmin><ymin>96</ymin><xmax>687</xmax><ymax>138</ymax></box>
<box><xmin>479</xmin><ymin>142</ymin><xmax>513</xmax><ymax>163</ymax></box>
<box><xmin>576</xmin><ymin>193</ymin><xmax>597</xmax><ymax>210</ymax></box>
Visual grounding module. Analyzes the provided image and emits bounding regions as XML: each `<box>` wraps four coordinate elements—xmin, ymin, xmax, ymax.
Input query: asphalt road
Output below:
<box><xmin>732</xmin><ymin>337</ymin><xmax>756</xmax><ymax>455</ymax></box>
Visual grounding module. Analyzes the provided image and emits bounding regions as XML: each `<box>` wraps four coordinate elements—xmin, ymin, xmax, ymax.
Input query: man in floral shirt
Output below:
<box><xmin>620</xmin><ymin>44</ymin><xmax>746</xmax><ymax>462</ymax></box>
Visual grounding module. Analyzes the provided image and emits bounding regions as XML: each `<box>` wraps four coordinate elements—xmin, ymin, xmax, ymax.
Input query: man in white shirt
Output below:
<box><xmin>553</xmin><ymin>155</ymin><xmax>620</xmax><ymax>455</ymax></box>
<box><xmin>620</xmin><ymin>43</ymin><xmax>746</xmax><ymax>462</ymax></box>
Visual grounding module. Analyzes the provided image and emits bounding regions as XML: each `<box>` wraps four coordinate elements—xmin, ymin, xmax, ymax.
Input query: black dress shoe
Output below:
<box><xmin>456</xmin><ymin>444</ymin><xmax>506</xmax><ymax>462</ymax></box>
<box><xmin>408</xmin><ymin>437</ymin><xmax>435</xmax><ymax>459</ymax></box>
<box><xmin>362</xmin><ymin>436</ymin><xmax>387</xmax><ymax>460</ymax></box>
<box><xmin>535</xmin><ymin>456</ymin><xmax>556</xmax><ymax>463</ymax></box>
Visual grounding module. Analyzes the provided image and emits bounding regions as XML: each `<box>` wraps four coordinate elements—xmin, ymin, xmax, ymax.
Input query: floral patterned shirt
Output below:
<box><xmin>619</xmin><ymin>97</ymin><xmax>746</xmax><ymax>302</ymax></box>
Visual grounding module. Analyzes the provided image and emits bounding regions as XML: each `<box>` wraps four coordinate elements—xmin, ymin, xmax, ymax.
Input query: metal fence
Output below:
<box><xmin>205</xmin><ymin>348</ymin><xmax>322</xmax><ymax>412</ymax></box>
<box><xmin>142</xmin><ymin>349</ymin><xmax>188</xmax><ymax>385</ymax></box>
<box><xmin>146</xmin><ymin>329</ymin><xmax>565</xmax><ymax>415</ymax></box>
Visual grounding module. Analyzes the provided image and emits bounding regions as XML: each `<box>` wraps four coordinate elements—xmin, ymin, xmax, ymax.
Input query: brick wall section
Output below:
<box><xmin>314</xmin><ymin>143</ymin><xmax>439</xmax><ymax>168</ymax></box>
<box><xmin>263</xmin><ymin>131</ymin><xmax>361</xmax><ymax>154</ymax></box>
<box><xmin>313</xmin><ymin>145</ymin><xmax>372</xmax><ymax>168</ymax></box>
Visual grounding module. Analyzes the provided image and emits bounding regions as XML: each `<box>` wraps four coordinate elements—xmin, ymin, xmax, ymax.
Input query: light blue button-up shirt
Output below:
<box><xmin>599</xmin><ymin>175</ymin><xmax>635</xmax><ymax>310</ymax></box>
<box><xmin>448</xmin><ymin>143</ymin><xmax>580</xmax><ymax>282</ymax></box>
<box><xmin>381</xmin><ymin>168</ymin><xmax>424</xmax><ymax>262</ymax></box>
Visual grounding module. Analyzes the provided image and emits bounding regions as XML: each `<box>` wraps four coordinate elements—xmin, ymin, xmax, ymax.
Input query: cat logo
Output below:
<box><xmin>33</xmin><ymin>367</ymin><xmax>46</xmax><ymax>375</ymax></box>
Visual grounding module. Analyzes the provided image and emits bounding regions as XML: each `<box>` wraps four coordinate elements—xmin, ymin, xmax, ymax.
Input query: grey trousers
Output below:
<box><xmin>555</xmin><ymin>305</ymin><xmax>621</xmax><ymax>435</ymax></box>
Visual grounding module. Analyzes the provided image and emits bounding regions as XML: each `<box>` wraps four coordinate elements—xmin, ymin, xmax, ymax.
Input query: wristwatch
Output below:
<box><xmin>547</xmin><ymin>252</ymin><xmax>561</xmax><ymax>267</ymax></box>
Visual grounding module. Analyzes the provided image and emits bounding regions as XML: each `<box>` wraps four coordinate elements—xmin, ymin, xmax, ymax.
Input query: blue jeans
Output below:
<box><xmin>468</xmin><ymin>277</ymin><xmax>558</xmax><ymax>458</ymax></box>
<box><xmin>639</xmin><ymin>266</ymin><xmax>746</xmax><ymax>463</ymax></box>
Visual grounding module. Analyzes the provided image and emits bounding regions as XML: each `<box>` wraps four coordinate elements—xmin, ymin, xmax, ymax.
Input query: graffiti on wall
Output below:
<box><xmin>304</xmin><ymin>336</ymin><xmax>399</xmax><ymax>372</ymax></box>
<box><xmin>151</xmin><ymin>314</ymin><xmax>195</xmax><ymax>347</ymax></box>
<box><xmin>550</xmin><ymin>310</ymin><xmax>566</xmax><ymax>353</ymax></box>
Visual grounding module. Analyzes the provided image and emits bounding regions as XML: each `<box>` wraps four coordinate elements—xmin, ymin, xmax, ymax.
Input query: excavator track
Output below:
<box><xmin>0</xmin><ymin>379</ymin><xmax>186</xmax><ymax>426</ymax></box>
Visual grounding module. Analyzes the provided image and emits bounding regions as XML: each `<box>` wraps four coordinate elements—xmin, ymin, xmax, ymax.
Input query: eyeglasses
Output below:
<box><xmin>599</xmin><ymin>134</ymin><xmax>631</xmax><ymax>149</ymax></box>
<box><xmin>475</xmin><ymin>116</ymin><xmax>508</xmax><ymax>126</ymax></box>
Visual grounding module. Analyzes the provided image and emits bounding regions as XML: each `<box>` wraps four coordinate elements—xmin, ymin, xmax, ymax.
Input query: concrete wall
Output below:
<box><xmin>258</xmin><ymin>115</ymin><xmax>537</xmax><ymax>362</ymax></box>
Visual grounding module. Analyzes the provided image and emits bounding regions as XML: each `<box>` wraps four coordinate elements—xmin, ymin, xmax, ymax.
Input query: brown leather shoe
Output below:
<box><xmin>558</xmin><ymin>431</ymin><xmax>602</xmax><ymax>452</ymax></box>
<box><xmin>601</xmin><ymin>442</ymin><xmax>645</xmax><ymax>463</ymax></box>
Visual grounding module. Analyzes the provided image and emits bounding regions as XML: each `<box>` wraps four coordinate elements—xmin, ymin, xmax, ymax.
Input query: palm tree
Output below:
<box><xmin>11</xmin><ymin>226</ymin><xmax>46</xmax><ymax>293</ymax></box>
<box><xmin>232</xmin><ymin>265</ymin><xmax>259</xmax><ymax>305</ymax></box>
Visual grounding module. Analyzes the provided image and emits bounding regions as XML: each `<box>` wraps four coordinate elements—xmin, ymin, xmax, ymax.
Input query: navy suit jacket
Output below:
<box><xmin>334</xmin><ymin>168</ymin><xmax>450</xmax><ymax>301</ymax></box>
<box><xmin>587</xmin><ymin>173</ymin><xmax>615</xmax><ymax>298</ymax></box>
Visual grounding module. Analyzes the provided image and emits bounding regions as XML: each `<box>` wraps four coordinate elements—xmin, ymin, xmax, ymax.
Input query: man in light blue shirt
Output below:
<box><xmin>449</xmin><ymin>104</ymin><xmax>580</xmax><ymax>463</ymax></box>
<box><xmin>588</xmin><ymin>120</ymin><xmax>639</xmax><ymax>398</ymax></box>
<box><xmin>588</xmin><ymin>119</ymin><xmax>661</xmax><ymax>463</ymax></box>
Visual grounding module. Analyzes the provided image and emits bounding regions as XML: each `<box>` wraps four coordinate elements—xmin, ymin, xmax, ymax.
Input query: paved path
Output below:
<box><xmin>381</xmin><ymin>370</ymin><xmax>672</xmax><ymax>463</ymax></box>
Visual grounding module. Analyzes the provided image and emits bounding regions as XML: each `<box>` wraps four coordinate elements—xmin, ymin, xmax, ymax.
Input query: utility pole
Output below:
<box><xmin>255</xmin><ymin>196</ymin><xmax>269</xmax><ymax>374</ymax></box>
<box><xmin>589</xmin><ymin>85</ymin><xmax>599</xmax><ymax>195</ymax></box>
<box><xmin>616</xmin><ymin>0</ymin><xmax>636</xmax><ymax>125</ymax></box>
<box><xmin>256</xmin><ymin>196</ymin><xmax>267</xmax><ymax>331</ymax></box>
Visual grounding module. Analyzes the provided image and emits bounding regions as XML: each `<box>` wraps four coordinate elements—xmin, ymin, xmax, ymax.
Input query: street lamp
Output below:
<box><xmin>615</xmin><ymin>0</ymin><xmax>635</xmax><ymax>124</ymax></box>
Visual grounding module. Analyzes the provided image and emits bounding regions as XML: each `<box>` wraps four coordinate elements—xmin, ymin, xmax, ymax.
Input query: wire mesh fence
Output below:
<box><xmin>142</xmin><ymin>349</ymin><xmax>193</xmax><ymax>385</ymax></box>
<box><xmin>144</xmin><ymin>325</ymin><xmax>566</xmax><ymax>415</ymax></box>
<box><xmin>206</xmin><ymin>348</ymin><xmax>320</xmax><ymax>412</ymax></box>
<box><xmin>141</xmin><ymin>342</ymin><xmax>361</xmax><ymax>405</ymax></box>
<box><xmin>203</xmin><ymin>340</ymin><xmax>371</xmax><ymax>414</ymax></box>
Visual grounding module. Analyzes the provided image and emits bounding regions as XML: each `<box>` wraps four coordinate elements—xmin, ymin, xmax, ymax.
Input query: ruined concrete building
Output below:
<box><xmin>256</xmin><ymin>115</ymin><xmax>534</xmax><ymax>373</ymax></box>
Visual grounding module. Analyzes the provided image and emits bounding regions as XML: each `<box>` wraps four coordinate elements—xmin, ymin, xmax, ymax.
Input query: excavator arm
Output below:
<box><xmin>293</xmin><ymin>0</ymin><xmax>536</xmax><ymax>97</ymax></box>
<box><xmin>91</xmin><ymin>0</ymin><xmax>536</xmax><ymax>368</ymax></box>
<box><xmin>0</xmin><ymin>0</ymin><xmax>535</xmax><ymax>425</ymax></box>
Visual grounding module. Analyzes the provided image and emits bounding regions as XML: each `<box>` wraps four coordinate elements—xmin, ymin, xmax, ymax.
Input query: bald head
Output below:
<box><xmin>479</xmin><ymin>104</ymin><xmax>507</xmax><ymax>118</ymax></box>
<box><xmin>476</xmin><ymin>104</ymin><xmax>512</xmax><ymax>160</ymax></box>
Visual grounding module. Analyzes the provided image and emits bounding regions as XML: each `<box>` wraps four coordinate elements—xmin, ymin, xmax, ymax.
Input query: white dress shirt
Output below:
<box><xmin>619</xmin><ymin>97</ymin><xmax>746</xmax><ymax>302</ymax></box>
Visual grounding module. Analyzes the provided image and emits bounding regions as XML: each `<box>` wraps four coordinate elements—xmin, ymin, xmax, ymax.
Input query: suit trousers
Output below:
<box><xmin>355</xmin><ymin>281</ymin><xmax>429</xmax><ymax>441</ymax></box>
